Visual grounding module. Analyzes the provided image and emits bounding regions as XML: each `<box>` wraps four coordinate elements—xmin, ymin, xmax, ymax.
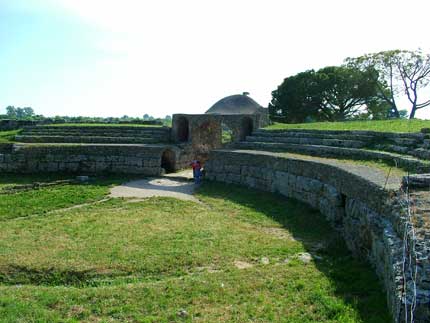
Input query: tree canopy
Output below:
<box><xmin>346</xmin><ymin>49</ymin><xmax>430</xmax><ymax>119</ymax></box>
<box><xmin>4</xmin><ymin>106</ymin><xmax>35</xmax><ymax>119</ymax></box>
<box><xmin>1</xmin><ymin>106</ymin><xmax>173</xmax><ymax>126</ymax></box>
<box><xmin>269</xmin><ymin>66</ymin><xmax>386</xmax><ymax>122</ymax></box>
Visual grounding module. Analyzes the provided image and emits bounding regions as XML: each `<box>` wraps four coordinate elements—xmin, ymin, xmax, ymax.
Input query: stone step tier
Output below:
<box><xmin>20</xmin><ymin>126</ymin><xmax>169</xmax><ymax>135</ymax></box>
<box><xmin>246</xmin><ymin>129</ymin><xmax>430</xmax><ymax>162</ymax></box>
<box><xmin>252</xmin><ymin>129</ymin><xmax>375</xmax><ymax>141</ymax></box>
<box><xmin>17</xmin><ymin>126</ymin><xmax>171</xmax><ymax>144</ymax></box>
<box><xmin>234</xmin><ymin>141</ymin><xmax>430</xmax><ymax>173</ymax></box>
<box><xmin>19</xmin><ymin>130</ymin><xmax>168</xmax><ymax>137</ymax></box>
<box><xmin>14</xmin><ymin>135</ymin><xmax>168</xmax><ymax>144</ymax></box>
<box><xmin>246</xmin><ymin>135</ymin><xmax>367</xmax><ymax>148</ymax></box>
<box><xmin>254</xmin><ymin>128</ymin><xmax>426</xmax><ymax>139</ymax></box>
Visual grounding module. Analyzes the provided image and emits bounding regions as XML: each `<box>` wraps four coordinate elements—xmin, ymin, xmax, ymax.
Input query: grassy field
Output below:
<box><xmin>266</xmin><ymin>119</ymin><xmax>430</xmax><ymax>133</ymax></box>
<box><xmin>0</xmin><ymin>175</ymin><xmax>128</xmax><ymax>221</ymax></box>
<box><xmin>0</xmin><ymin>178</ymin><xmax>390</xmax><ymax>322</ymax></box>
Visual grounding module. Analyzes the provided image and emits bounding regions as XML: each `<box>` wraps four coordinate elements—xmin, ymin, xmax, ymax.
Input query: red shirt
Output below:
<box><xmin>191</xmin><ymin>161</ymin><xmax>201</xmax><ymax>171</ymax></box>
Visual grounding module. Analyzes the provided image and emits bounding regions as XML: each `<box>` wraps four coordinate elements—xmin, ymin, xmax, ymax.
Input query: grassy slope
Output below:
<box><xmin>266</xmin><ymin>119</ymin><xmax>430</xmax><ymax>133</ymax></box>
<box><xmin>0</xmin><ymin>181</ymin><xmax>390</xmax><ymax>322</ymax></box>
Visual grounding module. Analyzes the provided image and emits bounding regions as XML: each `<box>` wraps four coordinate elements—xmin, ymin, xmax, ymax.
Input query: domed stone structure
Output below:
<box><xmin>206</xmin><ymin>93</ymin><xmax>263</xmax><ymax>115</ymax></box>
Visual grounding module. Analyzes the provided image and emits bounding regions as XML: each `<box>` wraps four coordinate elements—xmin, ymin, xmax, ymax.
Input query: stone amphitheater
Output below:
<box><xmin>1</xmin><ymin>95</ymin><xmax>430</xmax><ymax>322</ymax></box>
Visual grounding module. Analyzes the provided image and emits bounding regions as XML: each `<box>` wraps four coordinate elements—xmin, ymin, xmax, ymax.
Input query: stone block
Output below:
<box><xmin>227</xmin><ymin>174</ymin><xmax>241</xmax><ymax>184</ymax></box>
<box><xmin>143</xmin><ymin>158</ymin><xmax>160</xmax><ymax>167</ymax></box>
<box><xmin>243</xmin><ymin>176</ymin><xmax>256</xmax><ymax>188</ymax></box>
<box><xmin>216</xmin><ymin>174</ymin><xmax>227</xmax><ymax>182</ymax></box>
<box><xmin>322</xmin><ymin>184</ymin><xmax>344</xmax><ymax>206</ymax></box>
<box><xmin>124</xmin><ymin>157</ymin><xmax>143</xmax><ymax>167</ymax></box>
<box><xmin>224</xmin><ymin>165</ymin><xmax>241</xmax><ymax>174</ymax></box>
<box><xmin>295</xmin><ymin>176</ymin><xmax>323</xmax><ymax>193</ymax></box>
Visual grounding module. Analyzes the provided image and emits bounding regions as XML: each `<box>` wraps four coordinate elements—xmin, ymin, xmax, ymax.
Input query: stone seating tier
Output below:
<box><xmin>239</xmin><ymin>128</ymin><xmax>430</xmax><ymax>166</ymax></box>
<box><xmin>234</xmin><ymin>141</ymin><xmax>430</xmax><ymax>173</ymax></box>
<box><xmin>16</xmin><ymin>126</ymin><xmax>171</xmax><ymax>144</ymax></box>
<box><xmin>245</xmin><ymin>135</ymin><xmax>367</xmax><ymax>148</ymax></box>
<box><xmin>14</xmin><ymin>135</ymin><xmax>168</xmax><ymax>144</ymax></box>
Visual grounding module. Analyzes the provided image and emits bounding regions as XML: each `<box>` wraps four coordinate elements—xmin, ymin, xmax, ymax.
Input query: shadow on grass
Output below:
<box><xmin>196</xmin><ymin>181</ymin><xmax>392</xmax><ymax>323</ymax></box>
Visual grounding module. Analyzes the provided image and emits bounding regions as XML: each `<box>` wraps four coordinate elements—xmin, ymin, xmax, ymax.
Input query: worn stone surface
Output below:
<box><xmin>109</xmin><ymin>177</ymin><xmax>198</xmax><ymax>202</ymax></box>
<box><xmin>403</xmin><ymin>174</ymin><xmax>430</xmax><ymax>188</ymax></box>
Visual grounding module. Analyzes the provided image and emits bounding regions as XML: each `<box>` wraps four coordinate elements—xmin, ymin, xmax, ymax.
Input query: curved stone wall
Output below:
<box><xmin>205</xmin><ymin>149</ymin><xmax>430</xmax><ymax>322</ymax></box>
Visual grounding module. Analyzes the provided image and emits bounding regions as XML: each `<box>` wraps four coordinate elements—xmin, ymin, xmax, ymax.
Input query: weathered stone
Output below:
<box><xmin>402</xmin><ymin>174</ymin><xmax>430</xmax><ymax>188</ymax></box>
<box><xmin>297</xmin><ymin>252</ymin><xmax>312</xmax><ymax>264</ymax></box>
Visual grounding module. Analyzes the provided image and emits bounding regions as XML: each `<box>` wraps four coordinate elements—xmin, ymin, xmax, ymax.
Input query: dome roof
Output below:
<box><xmin>206</xmin><ymin>94</ymin><xmax>263</xmax><ymax>115</ymax></box>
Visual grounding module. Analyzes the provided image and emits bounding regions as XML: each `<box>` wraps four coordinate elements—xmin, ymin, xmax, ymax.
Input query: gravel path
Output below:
<box><xmin>110</xmin><ymin>171</ymin><xmax>199</xmax><ymax>202</ymax></box>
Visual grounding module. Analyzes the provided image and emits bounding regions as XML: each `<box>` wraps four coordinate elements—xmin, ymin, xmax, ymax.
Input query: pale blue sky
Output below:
<box><xmin>1</xmin><ymin>0</ymin><xmax>430</xmax><ymax>118</ymax></box>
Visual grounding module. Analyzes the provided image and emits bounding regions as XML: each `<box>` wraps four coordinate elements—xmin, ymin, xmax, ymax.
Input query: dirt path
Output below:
<box><xmin>109</xmin><ymin>170</ymin><xmax>200</xmax><ymax>202</ymax></box>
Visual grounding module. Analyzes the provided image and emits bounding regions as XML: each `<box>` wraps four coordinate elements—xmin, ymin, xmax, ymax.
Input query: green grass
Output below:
<box><xmin>0</xmin><ymin>174</ymin><xmax>127</xmax><ymax>221</ymax></box>
<box><xmin>0</xmin><ymin>181</ymin><xmax>390</xmax><ymax>322</ymax></box>
<box><xmin>0</xmin><ymin>130</ymin><xmax>20</xmax><ymax>143</ymax></box>
<box><xmin>266</xmin><ymin>119</ymin><xmax>430</xmax><ymax>133</ymax></box>
<box><xmin>45</xmin><ymin>123</ymin><xmax>164</xmax><ymax>128</ymax></box>
<box><xmin>222</xmin><ymin>129</ymin><xmax>233</xmax><ymax>144</ymax></box>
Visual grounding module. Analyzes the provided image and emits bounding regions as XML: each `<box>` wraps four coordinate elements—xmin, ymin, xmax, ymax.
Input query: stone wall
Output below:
<box><xmin>0</xmin><ymin>144</ymin><xmax>192</xmax><ymax>175</ymax></box>
<box><xmin>0</xmin><ymin>120</ymin><xmax>38</xmax><ymax>131</ymax></box>
<box><xmin>172</xmin><ymin>113</ymin><xmax>263</xmax><ymax>162</ymax></box>
<box><xmin>205</xmin><ymin>149</ymin><xmax>430</xmax><ymax>322</ymax></box>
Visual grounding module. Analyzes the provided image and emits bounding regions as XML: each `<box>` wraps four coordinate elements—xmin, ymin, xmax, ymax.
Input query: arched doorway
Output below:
<box><xmin>176</xmin><ymin>117</ymin><xmax>189</xmax><ymax>142</ymax></box>
<box><xmin>221</xmin><ymin>122</ymin><xmax>233</xmax><ymax>144</ymax></box>
<box><xmin>161</xmin><ymin>149</ymin><xmax>176</xmax><ymax>173</ymax></box>
<box><xmin>240</xmin><ymin>117</ymin><xmax>254</xmax><ymax>141</ymax></box>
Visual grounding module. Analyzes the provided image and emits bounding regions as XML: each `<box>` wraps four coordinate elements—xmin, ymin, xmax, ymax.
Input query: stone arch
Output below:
<box><xmin>161</xmin><ymin>149</ymin><xmax>176</xmax><ymax>173</ymax></box>
<box><xmin>240</xmin><ymin>117</ymin><xmax>254</xmax><ymax>141</ymax></box>
<box><xmin>176</xmin><ymin>116</ymin><xmax>189</xmax><ymax>142</ymax></box>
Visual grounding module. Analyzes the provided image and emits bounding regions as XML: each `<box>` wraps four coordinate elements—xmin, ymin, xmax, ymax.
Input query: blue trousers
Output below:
<box><xmin>194</xmin><ymin>169</ymin><xmax>202</xmax><ymax>184</ymax></box>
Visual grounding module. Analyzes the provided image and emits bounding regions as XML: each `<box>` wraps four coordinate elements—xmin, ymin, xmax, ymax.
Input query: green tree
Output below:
<box><xmin>346</xmin><ymin>52</ymin><xmax>400</xmax><ymax>118</ymax></box>
<box><xmin>269</xmin><ymin>70</ymin><xmax>322</xmax><ymax>123</ymax></box>
<box><xmin>314</xmin><ymin>66</ymin><xmax>382</xmax><ymax>120</ymax></box>
<box><xmin>6</xmin><ymin>106</ymin><xmax>17</xmax><ymax>118</ymax></box>
<box><xmin>346</xmin><ymin>49</ymin><xmax>430</xmax><ymax>119</ymax></box>
<box><xmin>4</xmin><ymin>106</ymin><xmax>35</xmax><ymax>119</ymax></box>
<box><xmin>22</xmin><ymin>107</ymin><xmax>35</xmax><ymax>118</ymax></box>
<box><xmin>269</xmin><ymin>66</ymin><xmax>382</xmax><ymax>122</ymax></box>
<box><xmin>395</xmin><ymin>50</ymin><xmax>430</xmax><ymax>118</ymax></box>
